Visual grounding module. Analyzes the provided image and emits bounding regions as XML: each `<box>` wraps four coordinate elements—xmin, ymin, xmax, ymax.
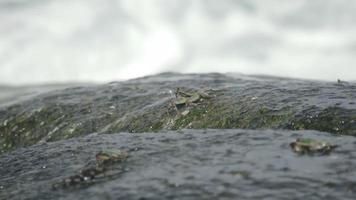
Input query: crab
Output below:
<box><xmin>290</xmin><ymin>138</ymin><xmax>337</xmax><ymax>155</ymax></box>
<box><xmin>96</xmin><ymin>149</ymin><xmax>128</xmax><ymax>167</ymax></box>
<box><xmin>53</xmin><ymin>149</ymin><xmax>128</xmax><ymax>189</ymax></box>
<box><xmin>172</xmin><ymin>88</ymin><xmax>212</xmax><ymax>108</ymax></box>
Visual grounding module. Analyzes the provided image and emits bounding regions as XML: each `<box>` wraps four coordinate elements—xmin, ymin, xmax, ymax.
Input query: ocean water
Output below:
<box><xmin>0</xmin><ymin>0</ymin><xmax>355</xmax><ymax>85</ymax></box>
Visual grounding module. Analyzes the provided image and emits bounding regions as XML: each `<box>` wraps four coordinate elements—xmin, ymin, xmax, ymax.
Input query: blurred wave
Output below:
<box><xmin>0</xmin><ymin>0</ymin><xmax>355</xmax><ymax>85</ymax></box>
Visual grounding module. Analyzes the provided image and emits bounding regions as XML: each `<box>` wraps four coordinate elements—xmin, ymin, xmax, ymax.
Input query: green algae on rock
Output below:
<box><xmin>0</xmin><ymin>73</ymin><xmax>355</xmax><ymax>154</ymax></box>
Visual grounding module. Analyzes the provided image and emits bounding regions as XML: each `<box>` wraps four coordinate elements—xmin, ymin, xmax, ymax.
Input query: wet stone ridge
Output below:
<box><xmin>0</xmin><ymin>73</ymin><xmax>355</xmax><ymax>153</ymax></box>
<box><xmin>1</xmin><ymin>129</ymin><xmax>356</xmax><ymax>200</ymax></box>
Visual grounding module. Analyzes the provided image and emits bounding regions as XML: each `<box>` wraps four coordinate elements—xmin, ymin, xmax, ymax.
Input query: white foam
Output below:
<box><xmin>0</xmin><ymin>0</ymin><xmax>355</xmax><ymax>85</ymax></box>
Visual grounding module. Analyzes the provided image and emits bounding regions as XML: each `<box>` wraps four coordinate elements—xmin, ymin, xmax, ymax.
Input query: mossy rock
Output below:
<box><xmin>0</xmin><ymin>73</ymin><xmax>355</xmax><ymax>154</ymax></box>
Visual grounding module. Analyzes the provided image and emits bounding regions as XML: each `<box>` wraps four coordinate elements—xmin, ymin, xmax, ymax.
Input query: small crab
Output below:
<box><xmin>290</xmin><ymin>138</ymin><xmax>337</xmax><ymax>155</ymax></box>
<box><xmin>96</xmin><ymin>149</ymin><xmax>128</xmax><ymax>166</ymax></box>
<box><xmin>52</xmin><ymin>149</ymin><xmax>128</xmax><ymax>190</ymax></box>
<box><xmin>172</xmin><ymin>88</ymin><xmax>212</xmax><ymax>108</ymax></box>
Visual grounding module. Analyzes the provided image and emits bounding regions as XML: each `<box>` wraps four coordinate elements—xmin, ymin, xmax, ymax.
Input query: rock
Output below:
<box><xmin>1</xmin><ymin>129</ymin><xmax>356</xmax><ymax>200</ymax></box>
<box><xmin>0</xmin><ymin>73</ymin><xmax>355</xmax><ymax>154</ymax></box>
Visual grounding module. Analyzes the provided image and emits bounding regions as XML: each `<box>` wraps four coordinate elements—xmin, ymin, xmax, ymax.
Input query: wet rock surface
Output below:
<box><xmin>0</xmin><ymin>73</ymin><xmax>356</xmax><ymax>199</ymax></box>
<box><xmin>0</xmin><ymin>73</ymin><xmax>355</xmax><ymax>154</ymax></box>
<box><xmin>1</xmin><ymin>129</ymin><xmax>356</xmax><ymax>200</ymax></box>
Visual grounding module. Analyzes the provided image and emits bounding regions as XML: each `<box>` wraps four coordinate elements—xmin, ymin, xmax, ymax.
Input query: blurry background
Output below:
<box><xmin>0</xmin><ymin>0</ymin><xmax>355</xmax><ymax>85</ymax></box>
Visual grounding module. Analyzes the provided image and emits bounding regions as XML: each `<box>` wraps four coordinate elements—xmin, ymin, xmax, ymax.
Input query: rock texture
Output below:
<box><xmin>0</xmin><ymin>73</ymin><xmax>355</xmax><ymax>154</ymax></box>
<box><xmin>1</xmin><ymin>73</ymin><xmax>356</xmax><ymax>199</ymax></box>
<box><xmin>1</xmin><ymin>129</ymin><xmax>356</xmax><ymax>200</ymax></box>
